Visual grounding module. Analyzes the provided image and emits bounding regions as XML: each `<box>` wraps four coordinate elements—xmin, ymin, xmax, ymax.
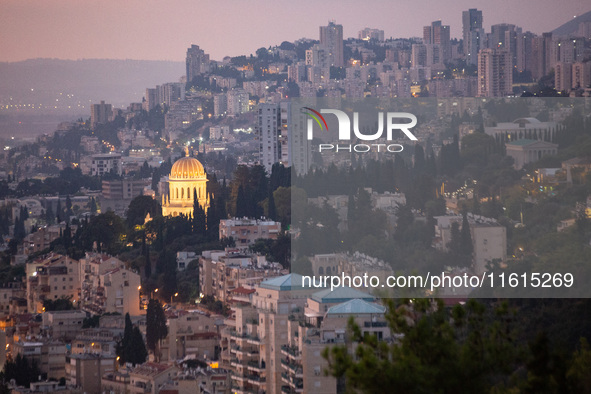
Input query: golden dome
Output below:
<box><xmin>169</xmin><ymin>156</ymin><xmax>206</xmax><ymax>180</ymax></box>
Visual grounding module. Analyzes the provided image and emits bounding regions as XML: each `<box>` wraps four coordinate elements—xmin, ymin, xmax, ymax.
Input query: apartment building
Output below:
<box><xmin>66</xmin><ymin>353</ymin><xmax>117</xmax><ymax>393</ymax></box>
<box><xmin>477</xmin><ymin>49</ymin><xmax>513</xmax><ymax>97</ymax></box>
<box><xmin>13</xmin><ymin>338</ymin><xmax>67</xmax><ymax>380</ymax></box>
<box><xmin>199</xmin><ymin>250</ymin><xmax>284</xmax><ymax>303</ymax></box>
<box><xmin>220</xmin><ymin>274</ymin><xmax>392</xmax><ymax>394</ymax></box>
<box><xmin>286</xmin><ymin>298</ymin><xmax>390</xmax><ymax>394</ymax></box>
<box><xmin>433</xmin><ymin>214</ymin><xmax>507</xmax><ymax>274</ymax></box>
<box><xmin>219</xmin><ymin>218</ymin><xmax>281</xmax><ymax>248</ymax></box>
<box><xmin>160</xmin><ymin>367</ymin><xmax>231</xmax><ymax>394</ymax></box>
<box><xmin>42</xmin><ymin>310</ymin><xmax>86</xmax><ymax>341</ymax></box>
<box><xmin>26</xmin><ymin>254</ymin><xmax>80</xmax><ymax>313</ymax></box>
<box><xmin>160</xmin><ymin>310</ymin><xmax>220</xmax><ymax>363</ymax></box>
<box><xmin>0</xmin><ymin>282</ymin><xmax>26</xmax><ymax>319</ymax></box>
<box><xmin>220</xmin><ymin>274</ymin><xmax>314</xmax><ymax>394</ymax></box>
<box><xmin>129</xmin><ymin>363</ymin><xmax>179</xmax><ymax>394</ymax></box>
<box><xmin>79</xmin><ymin>253</ymin><xmax>141</xmax><ymax>316</ymax></box>
<box><xmin>71</xmin><ymin>328</ymin><xmax>121</xmax><ymax>356</ymax></box>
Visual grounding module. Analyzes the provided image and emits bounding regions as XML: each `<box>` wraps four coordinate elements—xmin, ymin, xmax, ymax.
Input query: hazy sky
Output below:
<box><xmin>0</xmin><ymin>0</ymin><xmax>588</xmax><ymax>62</ymax></box>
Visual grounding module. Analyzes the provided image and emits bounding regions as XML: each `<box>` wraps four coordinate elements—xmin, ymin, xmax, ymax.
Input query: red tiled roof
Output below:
<box><xmin>231</xmin><ymin>286</ymin><xmax>255</xmax><ymax>295</ymax></box>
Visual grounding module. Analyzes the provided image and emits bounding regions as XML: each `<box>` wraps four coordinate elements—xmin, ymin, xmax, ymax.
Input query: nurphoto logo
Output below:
<box><xmin>303</xmin><ymin>107</ymin><xmax>418</xmax><ymax>153</ymax></box>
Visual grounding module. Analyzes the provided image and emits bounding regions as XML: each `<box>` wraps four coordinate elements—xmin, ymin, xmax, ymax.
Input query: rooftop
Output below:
<box><xmin>259</xmin><ymin>273</ymin><xmax>304</xmax><ymax>291</ymax></box>
<box><xmin>326</xmin><ymin>298</ymin><xmax>386</xmax><ymax>315</ymax></box>
<box><xmin>130</xmin><ymin>362</ymin><xmax>176</xmax><ymax>378</ymax></box>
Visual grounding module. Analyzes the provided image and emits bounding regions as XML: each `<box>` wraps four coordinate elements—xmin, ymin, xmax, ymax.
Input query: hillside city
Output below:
<box><xmin>0</xmin><ymin>7</ymin><xmax>591</xmax><ymax>394</ymax></box>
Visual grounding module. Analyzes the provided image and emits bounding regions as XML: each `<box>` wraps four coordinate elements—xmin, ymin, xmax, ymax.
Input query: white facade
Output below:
<box><xmin>477</xmin><ymin>49</ymin><xmax>513</xmax><ymax>97</ymax></box>
<box><xmin>90</xmin><ymin>153</ymin><xmax>122</xmax><ymax>177</ymax></box>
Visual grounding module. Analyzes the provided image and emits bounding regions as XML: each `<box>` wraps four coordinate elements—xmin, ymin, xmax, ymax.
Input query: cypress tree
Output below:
<box><xmin>216</xmin><ymin>191</ymin><xmax>227</xmax><ymax>221</ymax></box>
<box><xmin>193</xmin><ymin>191</ymin><xmax>206</xmax><ymax>238</ymax></box>
<box><xmin>236</xmin><ymin>185</ymin><xmax>248</xmax><ymax>218</ymax></box>
<box><xmin>45</xmin><ymin>204</ymin><xmax>55</xmax><ymax>224</ymax></box>
<box><xmin>206</xmin><ymin>193</ymin><xmax>218</xmax><ymax>241</ymax></box>
<box><xmin>146</xmin><ymin>299</ymin><xmax>168</xmax><ymax>357</ymax></box>
<box><xmin>129</xmin><ymin>326</ymin><xmax>148</xmax><ymax>365</ymax></box>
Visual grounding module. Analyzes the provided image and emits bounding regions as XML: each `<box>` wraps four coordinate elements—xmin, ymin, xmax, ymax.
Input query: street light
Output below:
<box><xmin>171</xmin><ymin>292</ymin><xmax>178</xmax><ymax>304</ymax></box>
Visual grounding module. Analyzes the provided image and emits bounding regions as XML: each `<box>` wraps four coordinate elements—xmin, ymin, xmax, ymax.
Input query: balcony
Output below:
<box><xmin>247</xmin><ymin>360</ymin><xmax>265</xmax><ymax>372</ymax></box>
<box><xmin>281</xmin><ymin>373</ymin><xmax>304</xmax><ymax>390</ymax></box>
<box><xmin>280</xmin><ymin>359</ymin><xmax>303</xmax><ymax>377</ymax></box>
<box><xmin>229</xmin><ymin>329</ymin><xmax>249</xmax><ymax>341</ymax></box>
<box><xmin>230</xmin><ymin>358</ymin><xmax>240</xmax><ymax>368</ymax></box>
<box><xmin>246</xmin><ymin>334</ymin><xmax>262</xmax><ymax>344</ymax></box>
<box><xmin>231</xmin><ymin>372</ymin><xmax>247</xmax><ymax>382</ymax></box>
<box><xmin>247</xmin><ymin>374</ymin><xmax>266</xmax><ymax>385</ymax></box>
<box><xmin>246</xmin><ymin>349</ymin><xmax>260</xmax><ymax>357</ymax></box>
<box><xmin>281</xmin><ymin>344</ymin><xmax>301</xmax><ymax>360</ymax></box>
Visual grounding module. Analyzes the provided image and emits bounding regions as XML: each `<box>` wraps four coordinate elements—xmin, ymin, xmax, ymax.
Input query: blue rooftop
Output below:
<box><xmin>326</xmin><ymin>298</ymin><xmax>386</xmax><ymax>315</ymax></box>
<box><xmin>259</xmin><ymin>273</ymin><xmax>304</xmax><ymax>291</ymax></box>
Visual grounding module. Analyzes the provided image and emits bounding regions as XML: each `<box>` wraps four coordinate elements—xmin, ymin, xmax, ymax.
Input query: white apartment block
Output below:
<box><xmin>89</xmin><ymin>153</ymin><xmax>122</xmax><ymax>177</ymax></box>
<box><xmin>477</xmin><ymin>49</ymin><xmax>513</xmax><ymax>97</ymax></box>
<box><xmin>256</xmin><ymin>102</ymin><xmax>293</xmax><ymax>173</ymax></box>
<box><xmin>227</xmin><ymin>89</ymin><xmax>250</xmax><ymax>117</ymax></box>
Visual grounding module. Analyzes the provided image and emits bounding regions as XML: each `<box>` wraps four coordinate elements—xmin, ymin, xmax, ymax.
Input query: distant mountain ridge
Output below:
<box><xmin>552</xmin><ymin>9</ymin><xmax>591</xmax><ymax>37</ymax></box>
<box><xmin>0</xmin><ymin>58</ymin><xmax>185</xmax><ymax>109</ymax></box>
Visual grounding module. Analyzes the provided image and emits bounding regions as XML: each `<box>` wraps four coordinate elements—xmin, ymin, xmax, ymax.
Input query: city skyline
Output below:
<box><xmin>0</xmin><ymin>0</ymin><xmax>589</xmax><ymax>63</ymax></box>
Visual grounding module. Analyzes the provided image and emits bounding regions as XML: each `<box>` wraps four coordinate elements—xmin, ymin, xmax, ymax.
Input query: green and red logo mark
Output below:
<box><xmin>302</xmin><ymin>107</ymin><xmax>328</xmax><ymax>132</ymax></box>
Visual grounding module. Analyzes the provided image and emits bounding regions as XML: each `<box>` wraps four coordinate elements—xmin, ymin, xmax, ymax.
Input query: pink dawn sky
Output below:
<box><xmin>0</xmin><ymin>0</ymin><xmax>588</xmax><ymax>62</ymax></box>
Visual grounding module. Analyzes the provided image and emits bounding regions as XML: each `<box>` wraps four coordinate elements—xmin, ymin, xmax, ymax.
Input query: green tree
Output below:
<box><xmin>146</xmin><ymin>299</ymin><xmax>168</xmax><ymax>356</ymax></box>
<box><xmin>129</xmin><ymin>326</ymin><xmax>148</xmax><ymax>365</ymax></box>
<box><xmin>235</xmin><ymin>185</ymin><xmax>248</xmax><ymax>218</ymax></box>
<box><xmin>43</xmin><ymin>296</ymin><xmax>74</xmax><ymax>311</ymax></box>
<box><xmin>116</xmin><ymin>313</ymin><xmax>147</xmax><ymax>366</ymax></box>
<box><xmin>1</xmin><ymin>354</ymin><xmax>42</xmax><ymax>387</ymax></box>
<box><xmin>78</xmin><ymin>211</ymin><xmax>126</xmax><ymax>254</ymax></box>
<box><xmin>192</xmin><ymin>193</ymin><xmax>206</xmax><ymax>239</ymax></box>
<box><xmin>206</xmin><ymin>193</ymin><xmax>219</xmax><ymax>241</ymax></box>
<box><xmin>127</xmin><ymin>195</ymin><xmax>162</xmax><ymax>227</ymax></box>
<box><xmin>567</xmin><ymin>338</ymin><xmax>591</xmax><ymax>392</ymax></box>
<box><xmin>323</xmin><ymin>299</ymin><xmax>519</xmax><ymax>394</ymax></box>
